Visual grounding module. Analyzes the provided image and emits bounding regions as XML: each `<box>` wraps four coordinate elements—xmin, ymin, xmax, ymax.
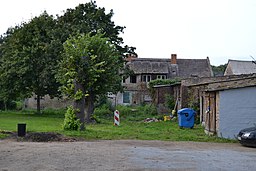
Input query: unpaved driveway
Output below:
<box><xmin>0</xmin><ymin>140</ymin><xmax>256</xmax><ymax>171</ymax></box>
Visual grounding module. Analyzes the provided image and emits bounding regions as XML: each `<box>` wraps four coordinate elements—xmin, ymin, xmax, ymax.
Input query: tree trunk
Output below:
<box><xmin>36</xmin><ymin>94</ymin><xmax>41</xmax><ymax>114</ymax></box>
<box><xmin>85</xmin><ymin>93</ymin><xmax>95</xmax><ymax>123</ymax></box>
<box><xmin>73</xmin><ymin>81</ymin><xmax>86</xmax><ymax>130</ymax></box>
<box><xmin>4</xmin><ymin>100</ymin><xmax>7</xmax><ymax>111</ymax></box>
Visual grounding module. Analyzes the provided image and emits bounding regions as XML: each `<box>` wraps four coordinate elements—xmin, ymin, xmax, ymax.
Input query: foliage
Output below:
<box><xmin>56</xmin><ymin>1</ymin><xmax>136</xmax><ymax>57</ymax></box>
<box><xmin>148</xmin><ymin>78</ymin><xmax>181</xmax><ymax>103</ymax></box>
<box><xmin>164</xmin><ymin>94</ymin><xmax>175</xmax><ymax>110</ymax></box>
<box><xmin>148</xmin><ymin>78</ymin><xmax>181</xmax><ymax>89</ymax></box>
<box><xmin>56</xmin><ymin>2</ymin><xmax>136</xmax><ymax>106</ymax></box>
<box><xmin>63</xmin><ymin>106</ymin><xmax>81</xmax><ymax>131</ymax></box>
<box><xmin>0</xmin><ymin>12</ymin><xmax>61</xmax><ymax>113</ymax></box>
<box><xmin>0</xmin><ymin>1</ymin><xmax>135</xmax><ymax>117</ymax></box>
<box><xmin>187</xmin><ymin>88</ymin><xmax>200</xmax><ymax>124</ymax></box>
<box><xmin>0</xmin><ymin>100</ymin><xmax>17</xmax><ymax>110</ymax></box>
<box><xmin>115</xmin><ymin>104</ymin><xmax>158</xmax><ymax>122</ymax></box>
<box><xmin>211</xmin><ymin>64</ymin><xmax>227</xmax><ymax>76</ymax></box>
<box><xmin>58</xmin><ymin>32</ymin><xmax>127</xmax><ymax>127</ymax></box>
<box><xmin>59</xmin><ymin>32</ymin><xmax>116</xmax><ymax>97</ymax></box>
<box><xmin>142</xmin><ymin>104</ymin><xmax>158</xmax><ymax>116</ymax></box>
<box><xmin>94</xmin><ymin>104</ymin><xmax>113</xmax><ymax>118</ymax></box>
<box><xmin>95</xmin><ymin>96</ymin><xmax>114</xmax><ymax>111</ymax></box>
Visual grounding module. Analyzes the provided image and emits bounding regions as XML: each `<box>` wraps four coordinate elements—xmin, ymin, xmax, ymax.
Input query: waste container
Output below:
<box><xmin>178</xmin><ymin>108</ymin><xmax>196</xmax><ymax>128</ymax></box>
<box><xmin>17</xmin><ymin>123</ymin><xmax>26</xmax><ymax>137</ymax></box>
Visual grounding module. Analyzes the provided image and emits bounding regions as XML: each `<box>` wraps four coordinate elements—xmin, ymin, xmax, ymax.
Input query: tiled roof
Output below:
<box><xmin>225</xmin><ymin>60</ymin><xmax>256</xmax><ymax>75</ymax></box>
<box><xmin>127</xmin><ymin>57</ymin><xmax>213</xmax><ymax>78</ymax></box>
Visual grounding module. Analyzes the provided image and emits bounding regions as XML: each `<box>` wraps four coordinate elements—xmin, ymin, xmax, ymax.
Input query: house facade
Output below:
<box><xmin>113</xmin><ymin>54</ymin><xmax>213</xmax><ymax>106</ymax></box>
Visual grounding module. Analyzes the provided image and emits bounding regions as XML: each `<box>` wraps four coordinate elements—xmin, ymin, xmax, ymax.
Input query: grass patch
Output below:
<box><xmin>0</xmin><ymin>108</ymin><xmax>236</xmax><ymax>143</ymax></box>
<box><xmin>0</xmin><ymin>110</ymin><xmax>64</xmax><ymax>132</ymax></box>
<box><xmin>61</xmin><ymin>120</ymin><xmax>235</xmax><ymax>143</ymax></box>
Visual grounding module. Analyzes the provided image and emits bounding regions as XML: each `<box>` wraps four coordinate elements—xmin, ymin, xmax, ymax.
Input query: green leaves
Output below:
<box><xmin>63</xmin><ymin>106</ymin><xmax>81</xmax><ymax>131</ymax></box>
<box><xmin>59</xmin><ymin>32</ymin><xmax>117</xmax><ymax>98</ymax></box>
<box><xmin>0</xmin><ymin>11</ymin><xmax>61</xmax><ymax>112</ymax></box>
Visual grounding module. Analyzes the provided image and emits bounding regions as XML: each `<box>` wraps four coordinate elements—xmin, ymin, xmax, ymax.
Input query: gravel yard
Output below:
<box><xmin>0</xmin><ymin>139</ymin><xmax>256</xmax><ymax>171</ymax></box>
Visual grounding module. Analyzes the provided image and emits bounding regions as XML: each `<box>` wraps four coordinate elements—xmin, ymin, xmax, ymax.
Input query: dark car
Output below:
<box><xmin>237</xmin><ymin>127</ymin><xmax>256</xmax><ymax>147</ymax></box>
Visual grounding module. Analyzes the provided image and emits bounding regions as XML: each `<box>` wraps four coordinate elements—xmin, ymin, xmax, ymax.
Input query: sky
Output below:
<box><xmin>1</xmin><ymin>0</ymin><xmax>256</xmax><ymax>65</ymax></box>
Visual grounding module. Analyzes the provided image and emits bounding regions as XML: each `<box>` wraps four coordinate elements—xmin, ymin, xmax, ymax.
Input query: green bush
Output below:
<box><xmin>0</xmin><ymin>100</ymin><xmax>17</xmax><ymax>110</ymax></box>
<box><xmin>115</xmin><ymin>104</ymin><xmax>158</xmax><ymax>121</ymax></box>
<box><xmin>94</xmin><ymin>104</ymin><xmax>112</xmax><ymax>118</ymax></box>
<box><xmin>143</xmin><ymin>104</ymin><xmax>158</xmax><ymax>116</ymax></box>
<box><xmin>116</xmin><ymin>105</ymin><xmax>132</xmax><ymax>117</ymax></box>
<box><xmin>63</xmin><ymin>106</ymin><xmax>81</xmax><ymax>131</ymax></box>
<box><xmin>165</xmin><ymin>94</ymin><xmax>175</xmax><ymax>110</ymax></box>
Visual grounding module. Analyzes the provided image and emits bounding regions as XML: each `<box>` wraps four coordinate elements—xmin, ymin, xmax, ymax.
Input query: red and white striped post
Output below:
<box><xmin>114</xmin><ymin>110</ymin><xmax>120</xmax><ymax>126</ymax></box>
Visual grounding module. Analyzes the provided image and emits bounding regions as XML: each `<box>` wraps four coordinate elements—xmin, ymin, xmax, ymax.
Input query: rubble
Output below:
<box><xmin>143</xmin><ymin>118</ymin><xmax>161</xmax><ymax>123</ymax></box>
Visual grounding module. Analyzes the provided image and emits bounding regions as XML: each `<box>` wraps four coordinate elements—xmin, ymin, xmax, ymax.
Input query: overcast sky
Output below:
<box><xmin>1</xmin><ymin>0</ymin><xmax>256</xmax><ymax>65</ymax></box>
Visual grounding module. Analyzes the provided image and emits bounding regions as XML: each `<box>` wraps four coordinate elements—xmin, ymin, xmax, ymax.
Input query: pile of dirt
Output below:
<box><xmin>22</xmin><ymin>132</ymin><xmax>63</xmax><ymax>142</ymax></box>
<box><xmin>1</xmin><ymin>131</ymin><xmax>79</xmax><ymax>142</ymax></box>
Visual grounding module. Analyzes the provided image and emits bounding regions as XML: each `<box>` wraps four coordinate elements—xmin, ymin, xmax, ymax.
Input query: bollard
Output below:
<box><xmin>17</xmin><ymin>123</ymin><xmax>26</xmax><ymax>137</ymax></box>
<box><xmin>114</xmin><ymin>110</ymin><xmax>120</xmax><ymax>126</ymax></box>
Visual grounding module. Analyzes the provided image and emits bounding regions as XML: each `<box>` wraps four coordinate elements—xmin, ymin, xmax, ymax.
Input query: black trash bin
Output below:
<box><xmin>17</xmin><ymin>123</ymin><xmax>26</xmax><ymax>137</ymax></box>
<box><xmin>178</xmin><ymin>108</ymin><xmax>196</xmax><ymax>128</ymax></box>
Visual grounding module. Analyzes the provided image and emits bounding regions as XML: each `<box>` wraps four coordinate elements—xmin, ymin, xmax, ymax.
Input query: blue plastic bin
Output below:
<box><xmin>178</xmin><ymin>108</ymin><xmax>196</xmax><ymax>128</ymax></box>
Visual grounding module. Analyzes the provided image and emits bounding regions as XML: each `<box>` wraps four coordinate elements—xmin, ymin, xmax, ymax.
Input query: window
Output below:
<box><xmin>142</xmin><ymin>75</ymin><xmax>151</xmax><ymax>82</ymax></box>
<box><xmin>130</xmin><ymin>75</ymin><xmax>137</xmax><ymax>83</ymax></box>
<box><xmin>123</xmin><ymin>92</ymin><xmax>130</xmax><ymax>103</ymax></box>
<box><xmin>157</xmin><ymin>75</ymin><xmax>167</xmax><ymax>80</ymax></box>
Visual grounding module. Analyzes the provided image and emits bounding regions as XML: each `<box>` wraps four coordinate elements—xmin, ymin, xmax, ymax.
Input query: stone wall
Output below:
<box><xmin>25</xmin><ymin>95</ymin><xmax>72</xmax><ymax>109</ymax></box>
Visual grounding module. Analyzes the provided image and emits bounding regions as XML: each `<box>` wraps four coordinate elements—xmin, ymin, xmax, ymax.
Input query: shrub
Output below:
<box><xmin>63</xmin><ymin>106</ymin><xmax>81</xmax><ymax>131</ymax></box>
<box><xmin>143</xmin><ymin>104</ymin><xmax>158</xmax><ymax>116</ymax></box>
<box><xmin>116</xmin><ymin>105</ymin><xmax>132</xmax><ymax>117</ymax></box>
<box><xmin>94</xmin><ymin>104</ymin><xmax>112</xmax><ymax>118</ymax></box>
<box><xmin>164</xmin><ymin>94</ymin><xmax>175</xmax><ymax>110</ymax></box>
<box><xmin>0</xmin><ymin>100</ymin><xmax>17</xmax><ymax>110</ymax></box>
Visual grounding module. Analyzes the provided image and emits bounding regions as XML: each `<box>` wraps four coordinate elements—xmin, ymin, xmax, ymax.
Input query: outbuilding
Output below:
<box><xmin>201</xmin><ymin>75</ymin><xmax>256</xmax><ymax>139</ymax></box>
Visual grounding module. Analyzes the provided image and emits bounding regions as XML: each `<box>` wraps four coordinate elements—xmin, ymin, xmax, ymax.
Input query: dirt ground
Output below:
<box><xmin>0</xmin><ymin>139</ymin><xmax>256</xmax><ymax>171</ymax></box>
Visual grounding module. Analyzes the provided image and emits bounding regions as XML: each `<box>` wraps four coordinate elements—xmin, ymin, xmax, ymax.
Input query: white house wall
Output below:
<box><xmin>218</xmin><ymin>86</ymin><xmax>256</xmax><ymax>139</ymax></box>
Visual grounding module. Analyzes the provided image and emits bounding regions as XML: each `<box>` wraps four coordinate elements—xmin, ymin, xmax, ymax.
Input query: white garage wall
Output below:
<box><xmin>218</xmin><ymin>86</ymin><xmax>256</xmax><ymax>139</ymax></box>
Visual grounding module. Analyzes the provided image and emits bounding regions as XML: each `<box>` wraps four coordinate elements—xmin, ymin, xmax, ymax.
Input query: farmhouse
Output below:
<box><xmin>113</xmin><ymin>54</ymin><xmax>213</xmax><ymax>106</ymax></box>
<box><xmin>25</xmin><ymin>54</ymin><xmax>213</xmax><ymax>109</ymax></box>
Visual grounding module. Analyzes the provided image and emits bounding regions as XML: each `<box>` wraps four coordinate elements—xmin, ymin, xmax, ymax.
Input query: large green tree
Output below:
<box><xmin>0</xmin><ymin>12</ymin><xmax>62</xmax><ymax>113</ymax></box>
<box><xmin>56</xmin><ymin>1</ymin><xmax>135</xmax><ymax>56</ymax></box>
<box><xmin>59</xmin><ymin>33</ymin><xmax>121</xmax><ymax>130</ymax></box>
<box><xmin>57</xmin><ymin>1</ymin><xmax>135</xmax><ymax>123</ymax></box>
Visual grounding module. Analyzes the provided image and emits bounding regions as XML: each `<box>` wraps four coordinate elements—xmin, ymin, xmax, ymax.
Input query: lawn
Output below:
<box><xmin>0</xmin><ymin>109</ymin><xmax>236</xmax><ymax>143</ymax></box>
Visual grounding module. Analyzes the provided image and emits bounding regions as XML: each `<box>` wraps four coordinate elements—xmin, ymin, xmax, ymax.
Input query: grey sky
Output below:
<box><xmin>1</xmin><ymin>0</ymin><xmax>256</xmax><ymax>65</ymax></box>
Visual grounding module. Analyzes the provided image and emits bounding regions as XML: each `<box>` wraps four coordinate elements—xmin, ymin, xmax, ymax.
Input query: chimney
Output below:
<box><xmin>171</xmin><ymin>54</ymin><xmax>177</xmax><ymax>64</ymax></box>
<box><xmin>125</xmin><ymin>54</ymin><xmax>137</xmax><ymax>62</ymax></box>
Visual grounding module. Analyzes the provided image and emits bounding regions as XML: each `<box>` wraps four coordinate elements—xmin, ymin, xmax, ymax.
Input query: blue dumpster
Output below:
<box><xmin>178</xmin><ymin>108</ymin><xmax>196</xmax><ymax>128</ymax></box>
